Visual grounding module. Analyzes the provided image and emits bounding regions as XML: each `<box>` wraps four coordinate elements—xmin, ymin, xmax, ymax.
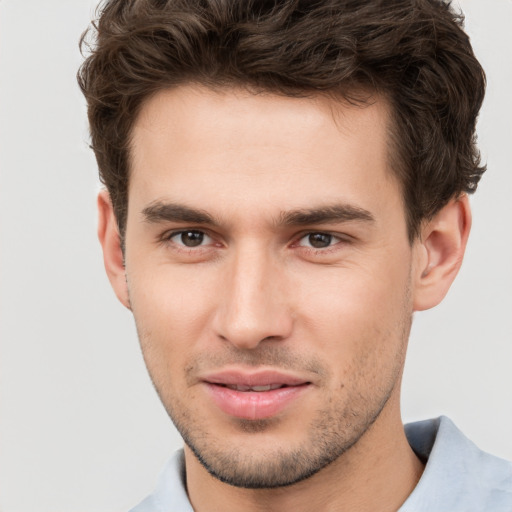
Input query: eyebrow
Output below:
<box><xmin>142</xmin><ymin>201</ymin><xmax>375</xmax><ymax>227</ymax></box>
<box><xmin>279</xmin><ymin>205</ymin><xmax>375</xmax><ymax>226</ymax></box>
<box><xmin>142</xmin><ymin>202</ymin><xmax>216</xmax><ymax>225</ymax></box>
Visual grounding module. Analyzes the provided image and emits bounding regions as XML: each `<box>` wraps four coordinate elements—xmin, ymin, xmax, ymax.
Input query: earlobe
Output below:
<box><xmin>97</xmin><ymin>190</ymin><xmax>131</xmax><ymax>309</ymax></box>
<box><xmin>413</xmin><ymin>195</ymin><xmax>471</xmax><ymax>311</ymax></box>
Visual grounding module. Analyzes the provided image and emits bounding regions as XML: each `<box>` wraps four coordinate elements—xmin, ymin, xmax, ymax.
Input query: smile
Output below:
<box><xmin>222</xmin><ymin>383</ymin><xmax>286</xmax><ymax>392</ymax></box>
<box><xmin>201</xmin><ymin>370</ymin><xmax>312</xmax><ymax>420</ymax></box>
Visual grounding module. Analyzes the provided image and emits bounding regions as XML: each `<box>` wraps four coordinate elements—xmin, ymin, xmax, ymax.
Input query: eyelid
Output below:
<box><xmin>159</xmin><ymin>228</ymin><xmax>215</xmax><ymax>246</ymax></box>
<box><xmin>157</xmin><ymin>227</ymin><xmax>352</xmax><ymax>251</ymax></box>
<box><xmin>293</xmin><ymin>230</ymin><xmax>351</xmax><ymax>245</ymax></box>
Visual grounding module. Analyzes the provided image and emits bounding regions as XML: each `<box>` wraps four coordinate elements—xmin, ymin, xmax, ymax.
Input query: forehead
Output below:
<box><xmin>128</xmin><ymin>85</ymin><xmax>400</xmax><ymax>225</ymax></box>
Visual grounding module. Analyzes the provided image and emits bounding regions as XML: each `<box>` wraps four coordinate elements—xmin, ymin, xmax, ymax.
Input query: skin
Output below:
<box><xmin>98</xmin><ymin>85</ymin><xmax>471</xmax><ymax>512</ymax></box>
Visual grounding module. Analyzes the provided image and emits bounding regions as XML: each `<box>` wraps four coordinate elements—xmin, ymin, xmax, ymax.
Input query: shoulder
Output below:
<box><xmin>401</xmin><ymin>416</ymin><xmax>512</xmax><ymax>512</ymax></box>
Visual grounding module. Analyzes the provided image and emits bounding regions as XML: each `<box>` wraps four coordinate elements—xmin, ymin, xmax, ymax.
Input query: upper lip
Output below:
<box><xmin>201</xmin><ymin>369</ymin><xmax>310</xmax><ymax>387</ymax></box>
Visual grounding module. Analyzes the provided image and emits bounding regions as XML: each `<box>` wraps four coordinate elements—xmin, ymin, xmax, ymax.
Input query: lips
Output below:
<box><xmin>201</xmin><ymin>370</ymin><xmax>311</xmax><ymax>420</ymax></box>
<box><xmin>222</xmin><ymin>383</ymin><xmax>285</xmax><ymax>392</ymax></box>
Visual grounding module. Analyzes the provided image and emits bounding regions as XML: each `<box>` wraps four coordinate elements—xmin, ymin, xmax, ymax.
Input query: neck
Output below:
<box><xmin>184</xmin><ymin>404</ymin><xmax>424</xmax><ymax>512</ymax></box>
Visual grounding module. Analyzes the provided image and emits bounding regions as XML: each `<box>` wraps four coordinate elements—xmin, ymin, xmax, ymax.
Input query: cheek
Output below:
<box><xmin>127</xmin><ymin>265</ymin><xmax>220</xmax><ymax>366</ymax></box>
<box><xmin>292</xmin><ymin>257</ymin><xmax>412</xmax><ymax>369</ymax></box>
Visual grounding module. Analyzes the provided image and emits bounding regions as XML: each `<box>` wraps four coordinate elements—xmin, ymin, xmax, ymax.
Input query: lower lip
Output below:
<box><xmin>204</xmin><ymin>383</ymin><xmax>310</xmax><ymax>420</ymax></box>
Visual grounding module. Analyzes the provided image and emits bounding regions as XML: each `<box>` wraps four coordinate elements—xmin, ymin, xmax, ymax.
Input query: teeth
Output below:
<box><xmin>251</xmin><ymin>385</ymin><xmax>272</xmax><ymax>391</ymax></box>
<box><xmin>227</xmin><ymin>384</ymin><xmax>251</xmax><ymax>391</ymax></box>
<box><xmin>226</xmin><ymin>384</ymin><xmax>284</xmax><ymax>392</ymax></box>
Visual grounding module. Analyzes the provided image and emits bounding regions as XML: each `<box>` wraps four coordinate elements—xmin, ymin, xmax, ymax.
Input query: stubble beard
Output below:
<box><xmin>132</xmin><ymin>287</ymin><xmax>412</xmax><ymax>490</ymax></box>
<box><xmin>172</xmin><ymin>387</ymin><xmax>397</xmax><ymax>489</ymax></box>
<box><xmin>139</xmin><ymin>338</ymin><xmax>409</xmax><ymax>490</ymax></box>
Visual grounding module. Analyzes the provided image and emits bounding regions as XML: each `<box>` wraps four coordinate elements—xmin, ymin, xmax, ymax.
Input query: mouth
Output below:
<box><xmin>201</xmin><ymin>370</ymin><xmax>312</xmax><ymax>420</ymax></box>
<box><xmin>217</xmin><ymin>383</ymin><xmax>290</xmax><ymax>392</ymax></box>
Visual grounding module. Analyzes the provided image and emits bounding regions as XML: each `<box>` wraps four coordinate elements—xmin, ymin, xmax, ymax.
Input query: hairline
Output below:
<box><xmin>118</xmin><ymin>82</ymin><xmax>414</xmax><ymax>248</ymax></box>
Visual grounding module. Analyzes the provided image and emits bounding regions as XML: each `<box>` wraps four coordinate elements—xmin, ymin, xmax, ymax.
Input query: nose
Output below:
<box><xmin>212</xmin><ymin>244</ymin><xmax>293</xmax><ymax>350</ymax></box>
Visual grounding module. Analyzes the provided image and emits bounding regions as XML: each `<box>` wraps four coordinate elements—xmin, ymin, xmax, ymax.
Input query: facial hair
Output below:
<box><xmin>132</xmin><ymin>281</ymin><xmax>412</xmax><ymax>489</ymax></box>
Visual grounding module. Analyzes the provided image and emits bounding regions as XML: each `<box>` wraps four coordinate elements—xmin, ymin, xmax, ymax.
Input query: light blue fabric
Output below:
<box><xmin>130</xmin><ymin>416</ymin><xmax>512</xmax><ymax>511</ymax></box>
<box><xmin>401</xmin><ymin>416</ymin><xmax>512</xmax><ymax>511</ymax></box>
<box><xmin>130</xmin><ymin>450</ymin><xmax>192</xmax><ymax>512</ymax></box>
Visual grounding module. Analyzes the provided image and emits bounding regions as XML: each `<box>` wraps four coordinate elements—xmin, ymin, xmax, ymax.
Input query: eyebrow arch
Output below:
<box><xmin>142</xmin><ymin>202</ymin><xmax>217</xmax><ymax>225</ymax></box>
<box><xmin>279</xmin><ymin>205</ymin><xmax>375</xmax><ymax>226</ymax></box>
<box><xmin>141</xmin><ymin>201</ymin><xmax>375</xmax><ymax>228</ymax></box>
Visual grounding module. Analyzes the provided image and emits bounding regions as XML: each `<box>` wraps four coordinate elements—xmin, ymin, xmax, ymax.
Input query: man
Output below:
<box><xmin>78</xmin><ymin>0</ymin><xmax>512</xmax><ymax>510</ymax></box>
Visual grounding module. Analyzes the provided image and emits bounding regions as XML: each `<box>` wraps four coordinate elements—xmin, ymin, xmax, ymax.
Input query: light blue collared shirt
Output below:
<box><xmin>130</xmin><ymin>416</ymin><xmax>512</xmax><ymax>511</ymax></box>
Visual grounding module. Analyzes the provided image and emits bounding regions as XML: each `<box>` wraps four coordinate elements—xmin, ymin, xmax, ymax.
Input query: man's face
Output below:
<box><xmin>124</xmin><ymin>86</ymin><xmax>417</xmax><ymax>487</ymax></box>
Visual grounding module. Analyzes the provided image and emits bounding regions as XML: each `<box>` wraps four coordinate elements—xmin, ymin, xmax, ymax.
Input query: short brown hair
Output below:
<box><xmin>78</xmin><ymin>0</ymin><xmax>486</xmax><ymax>242</ymax></box>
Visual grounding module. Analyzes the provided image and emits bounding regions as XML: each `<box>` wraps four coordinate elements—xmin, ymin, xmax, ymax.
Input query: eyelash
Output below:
<box><xmin>158</xmin><ymin>229</ymin><xmax>351</xmax><ymax>255</ymax></box>
<box><xmin>293</xmin><ymin>232</ymin><xmax>345</xmax><ymax>252</ymax></box>
<box><xmin>159</xmin><ymin>229</ymin><xmax>217</xmax><ymax>251</ymax></box>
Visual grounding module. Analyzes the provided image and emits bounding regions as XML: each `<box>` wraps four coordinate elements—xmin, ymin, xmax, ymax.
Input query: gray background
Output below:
<box><xmin>0</xmin><ymin>1</ymin><xmax>510</xmax><ymax>510</ymax></box>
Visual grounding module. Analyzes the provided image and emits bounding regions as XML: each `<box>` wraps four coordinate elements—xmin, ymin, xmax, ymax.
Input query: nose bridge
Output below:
<box><xmin>214</xmin><ymin>240</ymin><xmax>291</xmax><ymax>349</ymax></box>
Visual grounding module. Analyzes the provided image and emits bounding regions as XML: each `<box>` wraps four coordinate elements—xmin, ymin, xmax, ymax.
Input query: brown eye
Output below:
<box><xmin>181</xmin><ymin>231</ymin><xmax>204</xmax><ymax>247</ymax></box>
<box><xmin>170</xmin><ymin>230</ymin><xmax>211</xmax><ymax>247</ymax></box>
<box><xmin>305</xmin><ymin>233</ymin><xmax>334</xmax><ymax>248</ymax></box>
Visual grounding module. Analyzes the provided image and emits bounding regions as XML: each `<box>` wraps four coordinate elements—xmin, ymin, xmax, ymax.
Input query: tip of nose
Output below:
<box><xmin>212</xmin><ymin>286</ymin><xmax>294</xmax><ymax>349</ymax></box>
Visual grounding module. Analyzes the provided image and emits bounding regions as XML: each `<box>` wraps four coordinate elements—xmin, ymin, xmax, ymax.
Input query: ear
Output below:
<box><xmin>97</xmin><ymin>189</ymin><xmax>131</xmax><ymax>309</ymax></box>
<box><xmin>412</xmin><ymin>195</ymin><xmax>471</xmax><ymax>311</ymax></box>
